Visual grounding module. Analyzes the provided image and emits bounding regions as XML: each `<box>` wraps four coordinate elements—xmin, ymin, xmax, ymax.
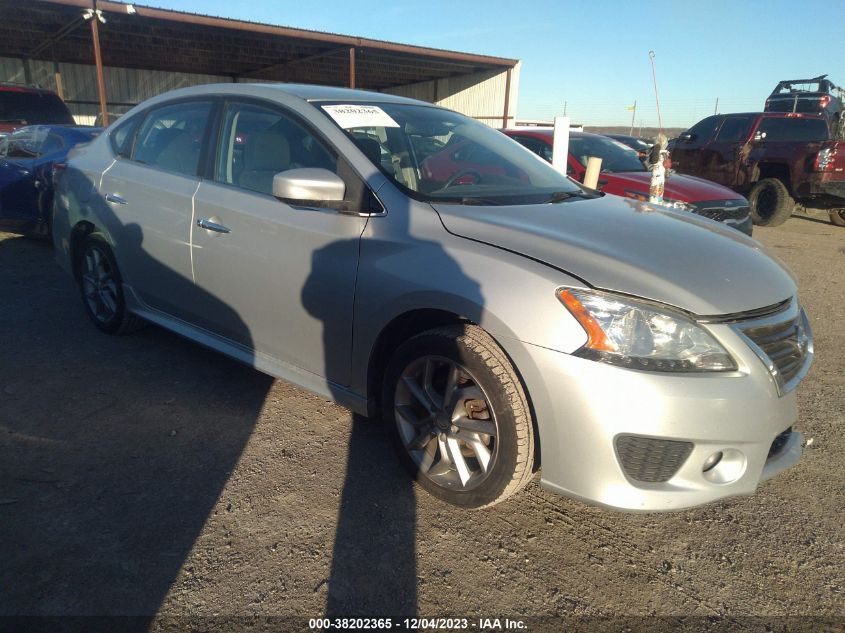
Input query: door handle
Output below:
<box><xmin>105</xmin><ymin>193</ymin><xmax>128</xmax><ymax>205</ymax></box>
<box><xmin>197</xmin><ymin>218</ymin><xmax>231</xmax><ymax>234</ymax></box>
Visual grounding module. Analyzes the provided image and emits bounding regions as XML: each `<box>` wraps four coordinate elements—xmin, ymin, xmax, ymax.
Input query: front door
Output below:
<box><xmin>701</xmin><ymin>115</ymin><xmax>755</xmax><ymax>186</ymax></box>
<box><xmin>190</xmin><ymin>99</ymin><xmax>368</xmax><ymax>386</ymax></box>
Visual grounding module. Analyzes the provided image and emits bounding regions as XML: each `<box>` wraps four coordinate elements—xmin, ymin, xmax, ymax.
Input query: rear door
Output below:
<box><xmin>190</xmin><ymin>99</ymin><xmax>368</xmax><ymax>385</ymax></box>
<box><xmin>98</xmin><ymin>99</ymin><xmax>213</xmax><ymax>319</ymax></box>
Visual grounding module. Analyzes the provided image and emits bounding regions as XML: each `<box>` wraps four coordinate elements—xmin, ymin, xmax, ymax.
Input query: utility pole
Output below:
<box><xmin>714</xmin><ymin>97</ymin><xmax>719</xmax><ymax>115</ymax></box>
<box><xmin>629</xmin><ymin>100</ymin><xmax>637</xmax><ymax>136</ymax></box>
<box><xmin>563</xmin><ymin>101</ymin><xmax>567</xmax><ymax>116</ymax></box>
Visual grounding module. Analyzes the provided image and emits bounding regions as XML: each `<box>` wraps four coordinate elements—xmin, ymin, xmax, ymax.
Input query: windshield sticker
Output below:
<box><xmin>322</xmin><ymin>104</ymin><xmax>400</xmax><ymax>129</ymax></box>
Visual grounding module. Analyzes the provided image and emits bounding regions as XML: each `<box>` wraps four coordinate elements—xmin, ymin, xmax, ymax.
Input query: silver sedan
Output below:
<box><xmin>52</xmin><ymin>83</ymin><xmax>812</xmax><ymax>510</ymax></box>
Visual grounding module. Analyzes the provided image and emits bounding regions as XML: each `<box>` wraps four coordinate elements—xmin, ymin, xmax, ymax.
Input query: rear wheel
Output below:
<box><xmin>77</xmin><ymin>235</ymin><xmax>145</xmax><ymax>334</ymax></box>
<box><xmin>749</xmin><ymin>178</ymin><xmax>794</xmax><ymax>227</ymax></box>
<box><xmin>829</xmin><ymin>209</ymin><xmax>845</xmax><ymax>227</ymax></box>
<box><xmin>382</xmin><ymin>324</ymin><xmax>534</xmax><ymax>508</ymax></box>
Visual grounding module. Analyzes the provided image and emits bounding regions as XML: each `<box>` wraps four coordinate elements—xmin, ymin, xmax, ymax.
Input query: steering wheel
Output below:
<box><xmin>443</xmin><ymin>169</ymin><xmax>482</xmax><ymax>188</ymax></box>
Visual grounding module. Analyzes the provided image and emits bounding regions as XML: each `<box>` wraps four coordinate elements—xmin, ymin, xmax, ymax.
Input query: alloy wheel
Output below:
<box><xmin>394</xmin><ymin>355</ymin><xmax>499</xmax><ymax>491</ymax></box>
<box><xmin>81</xmin><ymin>245</ymin><xmax>120</xmax><ymax>324</ymax></box>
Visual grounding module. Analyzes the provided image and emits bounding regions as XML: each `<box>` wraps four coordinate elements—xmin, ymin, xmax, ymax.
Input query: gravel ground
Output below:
<box><xmin>0</xmin><ymin>215</ymin><xmax>843</xmax><ymax>631</ymax></box>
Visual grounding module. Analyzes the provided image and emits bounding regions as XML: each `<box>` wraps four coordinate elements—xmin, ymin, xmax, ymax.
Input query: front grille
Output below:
<box><xmin>692</xmin><ymin>200</ymin><xmax>750</xmax><ymax>221</ymax></box>
<box><xmin>740</xmin><ymin>306</ymin><xmax>812</xmax><ymax>393</ymax></box>
<box><xmin>768</xmin><ymin>427</ymin><xmax>793</xmax><ymax>459</ymax></box>
<box><xmin>615</xmin><ymin>435</ymin><xmax>694</xmax><ymax>483</ymax></box>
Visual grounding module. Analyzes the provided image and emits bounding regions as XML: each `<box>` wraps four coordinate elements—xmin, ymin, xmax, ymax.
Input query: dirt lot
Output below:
<box><xmin>0</xmin><ymin>216</ymin><xmax>843</xmax><ymax>631</ymax></box>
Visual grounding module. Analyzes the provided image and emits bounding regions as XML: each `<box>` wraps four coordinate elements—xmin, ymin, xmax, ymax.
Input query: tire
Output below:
<box><xmin>748</xmin><ymin>178</ymin><xmax>794</xmax><ymax>227</ymax></box>
<box><xmin>76</xmin><ymin>234</ymin><xmax>145</xmax><ymax>334</ymax></box>
<box><xmin>382</xmin><ymin>323</ymin><xmax>534</xmax><ymax>508</ymax></box>
<box><xmin>829</xmin><ymin>209</ymin><xmax>845</xmax><ymax>227</ymax></box>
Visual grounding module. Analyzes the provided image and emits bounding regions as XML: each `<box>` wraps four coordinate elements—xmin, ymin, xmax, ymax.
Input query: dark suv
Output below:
<box><xmin>765</xmin><ymin>75</ymin><xmax>844</xmax><ymax>138</ymax></box>
<box><xmin>0</xmin><ymin>84</ymin><xmax>75</xmax><ymax>139</ymax></box>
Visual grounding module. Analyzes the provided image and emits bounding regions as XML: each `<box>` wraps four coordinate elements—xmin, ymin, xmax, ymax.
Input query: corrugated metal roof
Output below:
<box><xmin>0</xmin><ymin>0</ymin><xmax>517</xmax><ymax>90</ymax></box>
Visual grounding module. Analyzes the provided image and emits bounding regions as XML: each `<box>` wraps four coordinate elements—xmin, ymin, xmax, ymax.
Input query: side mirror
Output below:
<box><xmin>272</xmin><ymin>168</ymin><xmax>346</xmax><ymax>206</ymax></box>
<box><xmin>679</xmin><ymin>132</ymin><xmax>696</xmax><ymax>143</ymax></box>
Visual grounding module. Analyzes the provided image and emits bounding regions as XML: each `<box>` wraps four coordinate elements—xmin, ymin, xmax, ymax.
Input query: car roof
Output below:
<box><xmin>11</xmin><ymin>124</ymin><xmax>101</xmax><ymax>134</ymax></box>
<box><xmin>0</xmin><ymin>83</ymin><xmax>60</xmax><ymax>96</ymax></box>
<box><xmin>137</xmin><ymin>82</ymin><xmax>431</xmax><ymax>108</ymax></box>
<box><xmin>503</xmin><ymin>127</ymin><xmax>590</xmax><ymax>140</ymax></box>
<box><xmin>713</xmin><ymin>111</ymin><xmax>827</xmax><ymax>120</ymax></box>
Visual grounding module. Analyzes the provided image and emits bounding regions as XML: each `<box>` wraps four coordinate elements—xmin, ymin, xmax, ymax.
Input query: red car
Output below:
<box><xmin>502</xmin><ymin>128</ymin><xmax>753</xmax><ymax>235</ymax></box>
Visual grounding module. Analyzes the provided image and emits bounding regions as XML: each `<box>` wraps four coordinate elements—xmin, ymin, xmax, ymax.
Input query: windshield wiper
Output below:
<box><xmin>544</xmin><ymin>190</ymin><xmax>588</xmax><ymax>203</ymax></box>
<box><xmin>458</xmin><ymin>197</ymin><xmax>503</xmax><ymax>206</ymax></box>
<box><xmin>433</xmin><ymin>196</ymin><xmax>503</xmax><ymax>206</ymax></box>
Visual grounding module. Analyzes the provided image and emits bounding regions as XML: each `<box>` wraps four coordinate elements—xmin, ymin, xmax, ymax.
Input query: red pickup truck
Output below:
<box><xmin>671</xmin><ymin>112</ymin><xmax>845</xmax><ymax>227</ymax></box>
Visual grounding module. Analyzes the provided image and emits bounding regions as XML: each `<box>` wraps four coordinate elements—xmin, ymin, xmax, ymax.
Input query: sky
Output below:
<box><xmin>140</xmin><ymin>0</ymin><xmax>845</xmax><ymax>129</ymax></box>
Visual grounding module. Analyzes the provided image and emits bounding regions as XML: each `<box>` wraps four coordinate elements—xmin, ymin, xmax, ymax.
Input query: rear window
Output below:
<box><xmin>0</xmin><ymin>90</ymin><xmax>74</xmax><ymax>125</ymax></box>
<box><xmin>755</xmin><ymin>118</ymin><xmax>829</xmax><ymax>142</ymax></box>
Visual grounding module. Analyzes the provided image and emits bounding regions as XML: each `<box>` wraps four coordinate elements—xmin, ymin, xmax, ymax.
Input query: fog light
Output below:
<box><xmin>702</xmin><ymin>451</ymin><xmax>723</xmax><ymax>473</ymax></box>
<box><xmin>702</xmin><ymin>448</ymin><xmax>746</xmax><ymax>484</ymax></box>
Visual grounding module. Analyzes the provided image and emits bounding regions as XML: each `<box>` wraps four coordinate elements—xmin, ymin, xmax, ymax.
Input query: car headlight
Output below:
<box><xmin>557</xmin><ymin>288</ymin><xmax>736</xmax><ymax>372</ymax></box>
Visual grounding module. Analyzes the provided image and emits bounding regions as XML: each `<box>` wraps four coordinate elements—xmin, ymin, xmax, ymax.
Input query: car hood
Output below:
<box><xmin>432</xmin><ymin>194</ymin><xmax>795</xmax><ymax>316</ymax></box>
<box><xmin>605</xmin><ymin>171</ymin><xmax>746</xmax><ymax>203</ymax></box>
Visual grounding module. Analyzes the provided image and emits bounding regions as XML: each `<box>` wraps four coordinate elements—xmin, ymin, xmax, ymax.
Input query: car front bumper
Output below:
<box><xmin>501</xmin><ymin>318</ymin><xmax>808</xmax><ymax>512</ymax></box>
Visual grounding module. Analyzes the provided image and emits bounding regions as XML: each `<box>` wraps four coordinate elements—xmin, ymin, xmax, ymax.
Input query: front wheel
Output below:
<box><xmin>77</xmin><ymin>234</ymin><xmax>145</xmax><ymax>334</ymax></box>
<box><xmin>382</xmin><ymin>324</ymin><xmax>535</xmax><ymax>508</ymax></box>
<box><xmin>829</xmin><ymin>209</ymin><xmax>845</xmax><ymax>227</ymax></box>
<box><xmin>748</xmin><ymin>178</ymin><xmax>794</xmax><ymax>227</ymax></box>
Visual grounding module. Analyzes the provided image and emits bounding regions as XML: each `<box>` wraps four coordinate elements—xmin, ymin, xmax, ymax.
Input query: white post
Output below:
<box><xmin>583</xmin><ymin>157</ymin><xmax>603</xmax><ymax>189</ymax></box>
<box><xmin>552</xmin><ymin>115</ymin><xmax>570</xmax><ymax>176</ymax></box>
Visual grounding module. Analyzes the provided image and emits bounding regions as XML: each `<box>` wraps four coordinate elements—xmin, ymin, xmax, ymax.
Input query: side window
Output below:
<box><xmin>110</xmin><ymin>114</ymin><xmax>142</xmax><ymax>158</ymax></box>
<box><xmin>5</xmin><ymin>130</ymin><xmax>37</xmax><ymax>158</ymax></box>
<box><xmin>685</xmin><ymin>116</ymin><xmax>720</xmax><ymax>144</ymax></box>
<box><xmin>512</xmin><ymin>135</ymin><xmax>553</xmax><ymax>162</ymax></box>
<box><xmin>133</xmin><ymin>101</ymin><xmax>212</xmax><ymax>177</ymax></box>
<box><xmin>215</xmin><ymin>101</ymin><xmax>337</xmax><ymax>196</ymax></box>
<box><xmin>715</xmin><ymin>117</ymin><xmax>753</xmax><ymax>142</ymax></box>
<box><xmin>41</xmin><ymin>133</ymin><xmax>64</xmax><ymax>155</ymax></box>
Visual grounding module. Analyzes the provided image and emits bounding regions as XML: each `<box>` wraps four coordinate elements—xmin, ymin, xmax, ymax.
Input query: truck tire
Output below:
<box><xmin>830</xmin><ymin>209</ymin><xmax>845</xmax><ymax>227</ymax></box>
<box><xmin>749</xmin><ymin>179</ymin><xmax>794</xmax><ymax>227</ymax></box>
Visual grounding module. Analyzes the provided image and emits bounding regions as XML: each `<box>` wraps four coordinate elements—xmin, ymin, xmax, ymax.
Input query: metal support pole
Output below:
<box><xmin>348</xmin><ymin>47</ymin><xmax>356</xmax><ymax>89</ymax></box>
<box><xmin>21</xmin><ymin>58</ymin><xmax>33</xmax><ymax>85</ymax></box>
<box><xmin>54</xmin><ymin>61</ymin><xmax>65</xmax><ymax>100</ymax></box>
<box><xmin>714</xmin><ymin>97</ymin><xmax>719</xmax><ymax>115</ymax></box>
<box><xmin>502</xmin><ymin>67</ymin><xmax>512</xmax><ymax>128</ymax></box>
<box><xmin>90</xmin><ymin>3</ymin><xmax>109</xmax><ymax>126</ymax></box>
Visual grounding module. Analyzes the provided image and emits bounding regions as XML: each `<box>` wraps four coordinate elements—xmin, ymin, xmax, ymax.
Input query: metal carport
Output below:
<box><xmin>0</xmin><ymin>0</ymin><xmax>519</xmax><ymax>126</ymax></box>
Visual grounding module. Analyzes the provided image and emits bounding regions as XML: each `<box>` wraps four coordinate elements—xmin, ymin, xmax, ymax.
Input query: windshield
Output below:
<box><xmin>569</xmin><ymin>135</ymin><xmax>646</xmax><ymax>172</ymax></box>
<box><xmin>317</xmin><ymin>102</ymin><xmax>582</xmax><ymax>205</ymax></box>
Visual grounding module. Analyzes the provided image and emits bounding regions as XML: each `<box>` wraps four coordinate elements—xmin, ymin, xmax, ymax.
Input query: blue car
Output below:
<box><xmin>0</xmin><ymin>125</ymin><xmax>101</xmax><ymax>237</ymax></box>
